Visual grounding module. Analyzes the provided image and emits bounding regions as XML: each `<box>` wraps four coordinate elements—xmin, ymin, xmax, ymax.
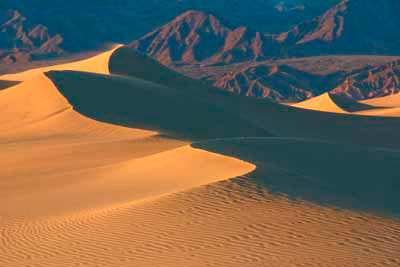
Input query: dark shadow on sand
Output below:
<box><xmin>194</xmin><ymin>137</ymin><xmax>400</xmax><ymax>218</ymax></box>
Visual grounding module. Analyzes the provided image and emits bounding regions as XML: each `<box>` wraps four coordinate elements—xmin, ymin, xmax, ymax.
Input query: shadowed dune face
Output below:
<box><xmin>194</xmin><ymin>138</ymin><xmax>400</xmax><ymax>216</ymax></box>
<box><xmin>243</xmin><ymin>100</ymin><xmax>400</xmax><ymax>148</ymax></box>
<box><xmin>109</xmin><ymin>47</ymin><xmax>235</xmax><ymax>98</ymax></box>
<box><xmin>45</xmin><ymin>71</ymin><xmax>269</xmax><ymax>139</ymax></box>
<box><xmin>328</xmin><ymin>94</ymin><xmax>384</xmax><ymax>112</ymax></box>
<box><xmin>108</xmin><ymin>47</ymin><xmax>400</xmax><ymax>148</ymax></box>
<box><xmin>0</xmin><ymin>80</ymin><xmax>20</xmax><ymax>90</ymax></box>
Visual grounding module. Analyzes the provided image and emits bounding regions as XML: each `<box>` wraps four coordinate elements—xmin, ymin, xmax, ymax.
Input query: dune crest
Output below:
<box><xmin>291</xmin><ymin>92</ymin><xmax>348</xmax><ymax>113</ymax></box>
<box><xmin>360</xmin><ymin>92</ymin><xmax>400</xmax><ymax>108</ymax></box>
<box><xmin>0</xmin><ymin>45</ymin><xmax>123</xmax><ymax>81</ymax></box>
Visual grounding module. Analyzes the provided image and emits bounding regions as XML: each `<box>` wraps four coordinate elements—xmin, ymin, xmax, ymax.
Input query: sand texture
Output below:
<box><xmin>1</xmin><ymin>47</ymin><xmax>400</xmax><ymax>267</ymax></box>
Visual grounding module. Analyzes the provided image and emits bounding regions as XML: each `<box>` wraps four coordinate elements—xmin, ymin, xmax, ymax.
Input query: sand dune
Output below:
<box><xmin>291</xmin><ymin>91</ymin><xmax>400</xmax><ymax>118</ymax></box>
<box><xmin>360</xmin><ymin>92</ymin><xmax>400</xmax><ymax>107</ymax></box>
<box><xmin>1</xmin><ymin>46</ymin><xmax>400</xmax><ymax>267</ymax></box>
<box><xmin>291</xmin><ymin>93</ymin><xmax>349</xmax><ymax>113</ymax></box>
<box><xmin>45</xmin><ymin>70</ymin><xmax>268</xmax><ymax>139</ymax></box>
<box><xmin>291</xmin><ymin>92</ymin><xmax>381</xmax><ymax>113</ymax></box>
<box><xmin>0</xmin><ymin>72</ymin><xmax>254</xmax><ymax>218</ymax></box>
<box><xmin>108</xmin><ymin>48</ymin><xmax>400</xmax><ymax>147</ymax></box>
<box><xmin>2</xmin><ymin>138</ymin><xmax>400</xmax><ymax>267</ymax></box>
<box><xmin>0</xmin><ymin>45</ymin><xmax>123</xmax><ymax>82</ymax></box>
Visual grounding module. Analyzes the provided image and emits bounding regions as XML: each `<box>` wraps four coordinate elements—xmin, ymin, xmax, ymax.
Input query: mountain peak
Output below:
<box><xmin>279</xmin><ymin>0</ymin><xmax>400</xmax><ymax>56</ymax></box>
<box><xmin>130</xmin><ymin>11</ymin><xmax>283</xmax><ymax>66</ymax></box>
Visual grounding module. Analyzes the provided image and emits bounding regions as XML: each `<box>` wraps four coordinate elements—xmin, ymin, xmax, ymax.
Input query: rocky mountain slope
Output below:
<box><xmin>210</xmin><ymin>64</ymin><xmax>339</xmax><ymax>101</ymax></box>
<box><xmin>130</xmin><ymin>11</ymin><xmax>284</xmax><ymax>65</ymax></box>
<box><xmin>278</xmin><ymin>0</ymin><xmax>400</xmax><ymax>56</ymax></box>
<box><xmin>210</xmin><ymin>59</ymin><xmax>400</xmax><ymax>102</ymax></box>
<box><xmin>0</xmin><ymin>10</ymin><xmax>64</xmax><ymax>64</ymax></box>
<box><xmin>331</xmin><ymin>60</ymin><xmax>400</xmax><ymax>99</ymax></box>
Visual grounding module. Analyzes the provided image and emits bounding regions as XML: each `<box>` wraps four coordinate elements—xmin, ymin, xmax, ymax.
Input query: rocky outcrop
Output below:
<box><xmin>0</xmin><ymin>10</ymin><xmax>64</xmax><ymax>64</ymax></box>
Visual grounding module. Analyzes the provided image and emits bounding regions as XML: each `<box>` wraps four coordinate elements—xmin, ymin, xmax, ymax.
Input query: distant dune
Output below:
<box><xmin>291</xmin><ymin>92</ymin><xmax>382</xmax><ymax>113</ymax></box>
<box><xmin>1</xmin><ymin>46</ymin><xmax>400</xmax><ymax>267</ymax></box>
<box><xmin>360</xmin><ymin>92</ymin><xmax>400</xmax><ymax>108</ymax></box>
<box><xmin>291</xmin><ymin>93</ymin><xmax>349</xmax><ymax>113</ymax></box>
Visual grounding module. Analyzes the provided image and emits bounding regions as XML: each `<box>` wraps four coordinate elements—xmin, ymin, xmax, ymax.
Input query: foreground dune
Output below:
<box><xmin>0</xmin><ymin>72</ymin><xmax>255</xmax><ymax>218</ymax></box>
<box><xmin>2</xmin><ymin>138</ymin><xmax>400</xmax><ymax>267</ymax></box>
<box><xmin>1</xmin><ymin>47</ymin><xmax>400</xmax><ymax>267</ymax></box>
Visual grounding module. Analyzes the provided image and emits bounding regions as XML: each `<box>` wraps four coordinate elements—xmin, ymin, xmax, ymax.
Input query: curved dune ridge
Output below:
<box><xmin>0</xmin><ymin>71</ymin><xmax>255</xmax><ymax>218</ymax></box>
<box><xmin>0</xmin><ymin>45</ymin><xmax>123</xmax><ymax>82</ymax></box>
<box><xmin>291</xmin><ymin>93</ymin><xmax>349</xmax><ymax>113</ymax></box>
<box><xmin>1</xmin><ymin>46</ymin><xmax>400</xmax><ymax>267</ymax></box>
<box><xmin>290</xmin><ymin>91</ymin><xmax>400</xmax><ymax>119</ymax></box>
<box><xmin>360</xmin><ymin>92</ymin><xmax>400</xmax><ymax>108</ymax></box>
<box><xmin>291</xmin><ymin>92</ymin><xmax>383</xmax><ymax>113</ymax></box>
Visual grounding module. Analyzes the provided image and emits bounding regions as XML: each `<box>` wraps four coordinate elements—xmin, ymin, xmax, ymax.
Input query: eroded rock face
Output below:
<box><xmin>130</xmin><ymin>11</ymin><xmax>284</xmax><ymax>66</ymax></box>
<box><xmin>331</xmin><ymin>60</ymin><xmax>400</xmax><ymax>99</ymax></box>
<box><xmin>0</xmin><ymin>10</ymin><xmax>64</xmax><ymax>64</ymax></box>
<box><xmin>210</xmin><ymin>64</ymin><xmax>329</xmax><ymax>101</ymax></box>
<box><xmin>278</xmin><ymin>0</ymin><xmax>400</xmax><ymax>56</ymax></box>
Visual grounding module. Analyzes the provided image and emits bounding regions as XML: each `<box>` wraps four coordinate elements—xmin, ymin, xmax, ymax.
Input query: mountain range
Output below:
<box><xmin>278</xmin><ymin>0</ymin><xmax>400</xmax><ymax>56</ymax></box>
<box><xmin>131</xmin><ymin>0</ymin><xmax>400</xmax><ymax>66</ymax></box>
<box><xmin>130</xmin><ymin>11</ymin><xmax>284</xmax><ymax>65</ymax></box>
<box><xmin>2</xmin><ymin>0</ymin><xmax>399</xmax><ymax>65</ymax></box>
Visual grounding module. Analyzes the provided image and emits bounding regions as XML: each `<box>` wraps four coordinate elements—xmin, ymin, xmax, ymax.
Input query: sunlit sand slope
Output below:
<box><xmin>0</xmin><ymin>72</ymin><xmax>255</xmax><ymax>219</ymax></box>
<box><xmin>291</xmin><ymin>93</ymin><xmax>382</xmax><ymax>113</ymax></box>
<box><xmin>291</xmin><ymin>93</ymin><xmax>349</xmax><ymax>113</ymax></box>
<box><xmin>0</xmin><ymin>45</ymin><xmax>123</xmax><ymax>81</ymax></box>
<box><xmin>1</xmin><ymin>138</ymin><xmax>399</xmax><ymax>267</ymax></box>
<box><xmin>360</xmin><ymin>92</ymin><xmax>400</xmax><ymax>107</ymax></box>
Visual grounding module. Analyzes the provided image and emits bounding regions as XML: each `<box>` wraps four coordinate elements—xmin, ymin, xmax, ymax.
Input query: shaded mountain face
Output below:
<box><xmin>278</xmin><ymin>0</ymin><xmax>400</xmax><ymax>56</ymax></box>
<box><xmin>0</xmin><ymin>10</ymin><xmax>64</xmax><ymax>64</ymax></box>
<box><xmin>209</xmin><ymin>64</ymin><xmax>338</xmax><ymax>101</ymax></box>
<box><xmin>331</xmin><ymin>60</ymin><xmax>400</xmax><ymax>99</ymax></box>
<box><xmin>130</xmin><ymin>11</ymin><xmax>284</xmax><ymax>65</ymax></box>
<box><xmin>209</xmin><ymin>59</ymin><xmax>400</xmax><ymax>102</ymax></box>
